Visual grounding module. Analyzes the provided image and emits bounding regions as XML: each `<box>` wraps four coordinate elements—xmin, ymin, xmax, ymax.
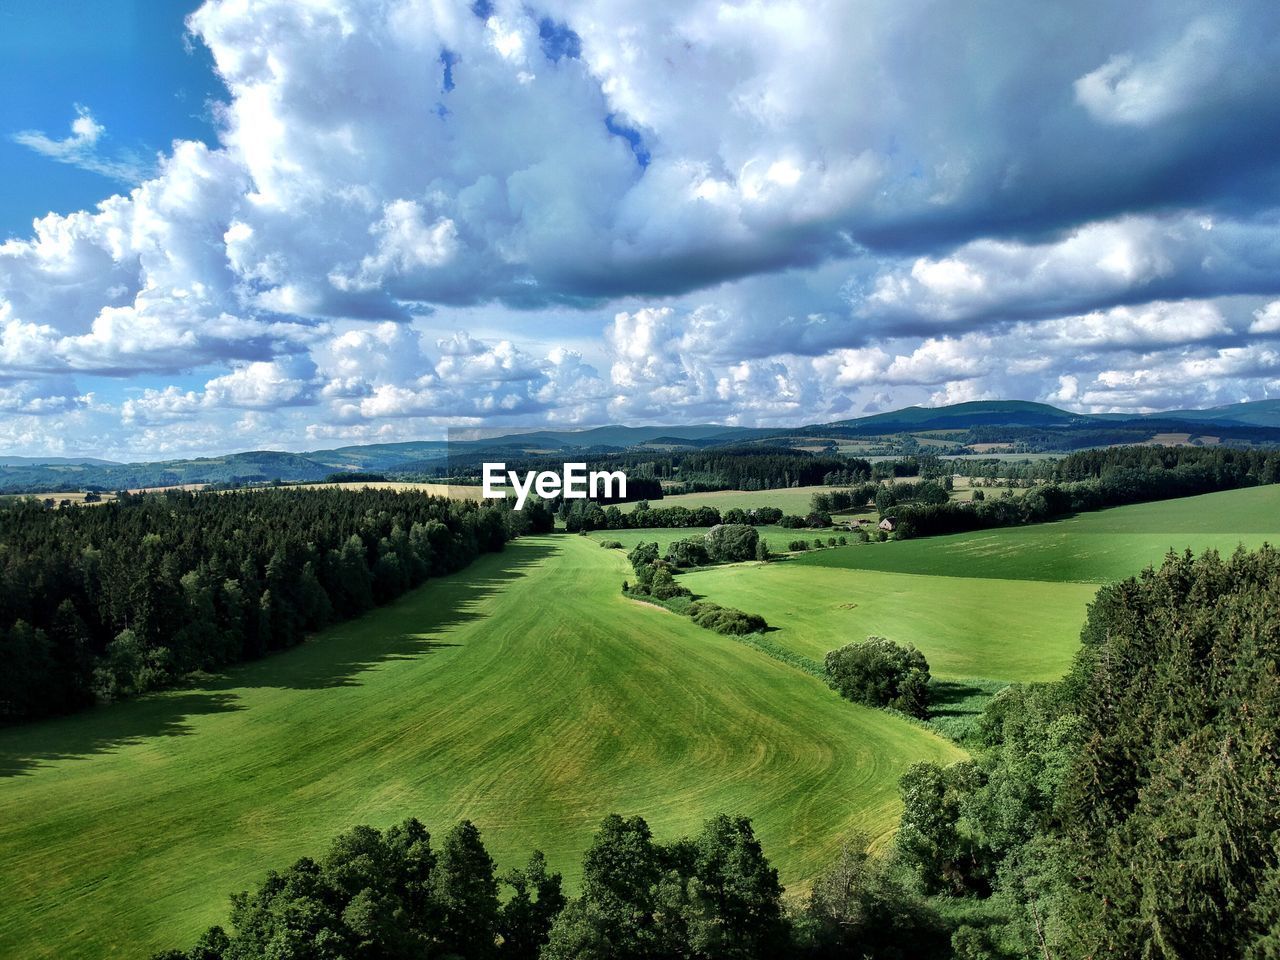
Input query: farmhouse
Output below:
<box><xmin>879</xmin><ymin>517</ymin><xmax>897</xmax><ymax>532</ymax></box>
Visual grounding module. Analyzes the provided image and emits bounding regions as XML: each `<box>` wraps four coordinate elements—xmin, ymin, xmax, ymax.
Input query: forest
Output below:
<box><xmin>0</xmin><ymin>488</ymin><xmax>550</xmax><ymax>723</ymax></box>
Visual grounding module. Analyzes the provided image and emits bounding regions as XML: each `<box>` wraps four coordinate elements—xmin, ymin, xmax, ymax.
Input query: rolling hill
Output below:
<box><xmin>4</xmin><ymin>400</ymin><xmax>1280</xmax><ymax>493</ymax></box>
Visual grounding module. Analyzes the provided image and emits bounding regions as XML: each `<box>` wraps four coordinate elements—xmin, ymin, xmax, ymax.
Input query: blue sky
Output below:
<box><xmin>0</xmin><ymin>1</ymin><xmax>221</xmax><ymax>237</ymax></box>
<box><xmin>1</xmin><ymin>0</ymin><xmax>1280</xmax><ymax>458</ymax></box>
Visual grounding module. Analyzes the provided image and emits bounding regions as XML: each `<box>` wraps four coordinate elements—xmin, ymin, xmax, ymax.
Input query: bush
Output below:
<box><xmin>687</xmin><ymin>601</ymin><xmax>768</xmax><ymax>635</ymax></box>
<box><xmin>824</xmin><ymin>637</ymin><xmax>931</xmax><ymax>719</ymax></box>
<box><xmin>598</xmin><ymin>540</ymin><xmax>623</xmax><ymax>549</ymax></box>
<box><xmin>650</xmin><ymin>565</ymin><xmax>691</xmax><ymax>601</ymax></box>
<box><xmin>789</xmin><ymin>540</ymin><xmax>810</xmax><ymax>551</ymax></box>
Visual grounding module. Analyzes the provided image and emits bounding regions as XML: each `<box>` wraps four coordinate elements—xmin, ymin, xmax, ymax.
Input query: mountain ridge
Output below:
<box><xmin>3</xmin><ymin>399</ymin><xmax>1279</xmax><ymax>493</ymax></box>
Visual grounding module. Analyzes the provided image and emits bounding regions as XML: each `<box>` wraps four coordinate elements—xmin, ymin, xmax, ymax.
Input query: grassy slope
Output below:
<box><xmin>681</xmin><ymin>563</ymin><xmax>1095</xmax><ymax>682</ymax></box>
<box><xmin>791</xmin><ymin>485</ymin><xmax>1280</xmax><ymax>583</ymax></box>
<box><xmin>0</xmin><ymin>536</ymin><xmax>960</xmax><ymax>960</ymax></box>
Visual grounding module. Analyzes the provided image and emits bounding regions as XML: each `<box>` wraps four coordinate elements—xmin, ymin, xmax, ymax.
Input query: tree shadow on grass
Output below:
<box><xmin>0</xmin><ymin>539</ymin><xmax>556</xmax><ymax>777</ymax></box>
<box><xmin>0</xmin><ymin>692</ymin><xmax>244</xmax><ymax>778</ymax></box>
<box><xmin>929</xmin><ymin>680</ymin><xmax>993</xmax><ymax>718</ymax></box>
<box><xmin>926</xmin><ymin>678</ymin><xmax>1006</xmax><ymax>742</ymax></box>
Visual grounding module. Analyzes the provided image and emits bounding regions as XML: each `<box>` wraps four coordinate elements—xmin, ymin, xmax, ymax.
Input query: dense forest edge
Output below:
<box><xmin>153</xmin><ymin>545</ymin><xmax>1280</xmax><ymax>959</ymax></box>
<box><xmin>0</xmin><ymin>488</ymin><xmax>553</xmax><ymax>724</ymax></box>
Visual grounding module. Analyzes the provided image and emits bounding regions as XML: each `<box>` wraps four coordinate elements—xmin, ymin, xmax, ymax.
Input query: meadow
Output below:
<box><xmin>684</xmin><ymin>486</ymin><xmax>1280</xmax><ymax>688</ymax></box>
<box><xmin>681</xmin><ymin>563</ymin><xmax>1095</xmax><ymax>682</ymax></box>
<box><xmin>796</xmin><ymin>484</ymin><xmax>1280</xmax><ymax>583</ymax></box>
<box><xmin>617</xmin><ymin>485</ymin><xmax>841</xmax><ymax>515</ymax></box>
<box><xmin>0</xmin><ymin>535</ymin><xmax>960</xmax><ymax>960</ymax></box>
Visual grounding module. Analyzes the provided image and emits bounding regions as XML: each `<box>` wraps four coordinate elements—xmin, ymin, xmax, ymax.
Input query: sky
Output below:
<box><xmin>2</xmin><ymin>0</ymin><xmax>1280</xmax><ymax>459</ymax></box>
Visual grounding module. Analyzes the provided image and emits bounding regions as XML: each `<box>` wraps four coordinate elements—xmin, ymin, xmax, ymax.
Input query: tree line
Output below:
<box><xmin>620</xmin><ymin>528</ymin><xmax>771</xmax><ymax>635</ymax></box>
<box><xmin>0</xmin><ymin>488</ymin><xmax>550</xmax><ymax>723</ymax></box>
<box><xmin>156</xmin><ymin>809</ymin><xmax>947</xmax><ymax>960</ymax></box>
<box><xmin>561</xmin><ymin>501</ymin><xmax>785</xmax><ymax>533</ymax></box>
<box><xmin>885</xmin><ymin>446</ymin><xmax>1280</xmax><ymax>539</ymax></box>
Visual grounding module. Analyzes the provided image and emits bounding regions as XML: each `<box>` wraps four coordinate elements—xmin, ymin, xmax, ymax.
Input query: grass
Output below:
<box><xmin>0</xmin><ymin>535</ymin><xmax>961</xmax><ymax>960</ymax></box>
<box><xmin>586</xmin><ymin>525</ymin><xmax>799</xmax><ymax>552</ymax></box>
<box><xmin>618</xmin><ymin>479</ymin><xmax>1024</xmax><ymax>516</ymax></box>
<box><xmin>793</xmin><ymin>485</ymin><xmax>1280</xmax><ymax>583</ymax></box>
<box><xmin>681</xmin><ymin>563</ymin><xmax>1095</xmax><ymax>682</ymax></box>
<box><xmin>618</xmin><ymin>485</ymin><xmax>842</xmax><ymax>515</ymax></box>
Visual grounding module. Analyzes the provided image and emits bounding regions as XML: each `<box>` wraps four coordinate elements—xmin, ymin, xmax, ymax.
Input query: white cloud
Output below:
<box><xmin>11</xmin><ymin>105</ymin><xmax>153</xmax><ymax>183</ymax></box>
<box><xmin>1074</xmin><ymin>17</ymin><xmax>1234</xmax><ymax>127</ymax></box>
<box><xmin>203</xmin><ymin>356</ymin><xmax>319</xmax><ymax>409</ymax></box>
<box><xmin>2</xmin><ymin>0</ymin><xmax>1280</xmax><ymax>453</ymax></box>
<box><xmin>1250</xmin><ymin>301</ymin><xmax>1280</xmax><ymax>335</ymax></box>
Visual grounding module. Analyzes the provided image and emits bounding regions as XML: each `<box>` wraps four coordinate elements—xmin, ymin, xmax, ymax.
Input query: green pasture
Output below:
<box><xmin>681</xmin><ymin>563</ymin><xmax>1095</xmax><ymax>682</ymax></box>
<box><xmin>794</xmin><ymin>485</ymin><xmax>1280</xmax><ymax>583</ymax></box>
<box><xmin>0</xmin><ymin>535</ymin><xmax>960</xmax><ymax>960</ymax></box>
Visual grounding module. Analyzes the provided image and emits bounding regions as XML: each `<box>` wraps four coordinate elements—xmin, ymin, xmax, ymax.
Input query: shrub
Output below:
<box><xmin>824</xmin><ymin>637</ymin><xmax>931</xmax><ymax>719</ymax></box>
<box><xmin>687</xmin><ymin>601</ymin><xmax>768</xmax><ymax>635</ymax></box>
<box><xmin>598</xmin><ymin>540</ymin><xmax>624</xmax><ymax>549</ymax></box>
<box><xmin>789</xmin><ymin>540</ymin><xmax>809</xmax><ymax>551</ymax></box>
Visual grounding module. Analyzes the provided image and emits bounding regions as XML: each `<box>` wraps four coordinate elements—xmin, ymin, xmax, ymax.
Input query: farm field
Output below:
<box><xmin>681</xmin><ymin>563</ymin><xmax>1094</xmax><ymax>682</ymax></box>
<box><xmin>586</xmin><ymin>524</ymin><xmax>798</xmax><ymax>552</ymax></box>
<box><xmin>0</xmin><ymin>535</ymin><xmax>960</xmax><ymax>960</ymax></box>
<box><xmin>795</xmin><ymin>484</ymin><xmax>1280</xmax><ymax>583</ymax></box>
<box><xmin>619</xmin><ymin>485</ymin><xmax>840</xmax><ymax>515</ymax></box>
<box><xmin>675</xmin><ymin>486</ymin><xmax>1280</xmax><ymax>690</ymax></box>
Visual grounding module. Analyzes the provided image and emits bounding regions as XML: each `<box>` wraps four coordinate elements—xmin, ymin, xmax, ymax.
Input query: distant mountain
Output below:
<box><xmin>827</xmin><ymin>400</ymin><xmax>1088</xmax><ymax>432</ymax></box>
<box><xmin>472</xmin><ymin>424</ymin><xmax>758</xmax><ymax>448</ymax></box>
<box><xmin>0</xmin><ymin>456</ymin><xmax>120</xmax><ymax>466</ymax></box>
<box><xmin>1134</xmin><ymin>399</ymin><xmax>1280</xmax><ymax>429</ymax></box>
<box><xmin>304</xmin><ymin>440</ymin><xmax>451</xmax><ymax>471</ymax></box>
<box><xmin>3</xmin><ymin>400</ymin><xmax>1280</xmax><ymax>494</ymax></box>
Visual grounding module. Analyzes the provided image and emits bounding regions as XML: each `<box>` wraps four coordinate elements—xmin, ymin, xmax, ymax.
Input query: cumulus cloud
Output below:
<box><xmin>1074</xmin><ymin>16</ymin><xmax>1235</xmax><ymax>128</ymax></box>
<box><xmin>3</xmin><ymin>0</ymin><xmax>1280</xmax><ymax>453</ymax></box>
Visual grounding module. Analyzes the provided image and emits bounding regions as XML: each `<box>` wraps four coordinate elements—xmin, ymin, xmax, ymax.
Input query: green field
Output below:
<box><xmin>586</xmin><ymin>525</ymin><xmax>797</xmax><ymax>552</ymax></box>
<box><xmin>620</xmin><ymin>485</ymin><xmax>841</xmax><ymax>515</ymax></box>
<box><xmin>794</xmin><ymin>485</ymin><xmax>1280</xmax><ymax>583</ymax></box>
<box><xmin>0</xmin><ymin>535</ymin><xmax>960</xmax><ymax>960</ymax></box>
<box><xmin>681</xmin><ymin>564</ymin><xmax>1095</xmax><ymax>682</ymax></box>
<box><xmin>681</xmin><ymin>487</ymin><xmax>1280</xmax><ymax>688</ymax></box>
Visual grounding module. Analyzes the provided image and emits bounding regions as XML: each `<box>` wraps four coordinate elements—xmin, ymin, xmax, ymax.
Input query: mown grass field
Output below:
<box><xmin>586</xmin><ymin>524</ymin><xmax>797</xmax><ymax>552</ymax></box>
<box><xmin>0</xmin><ymin>535</ymin><xmax>960</xmax><ymax>960</ymax></box>
<box><xmin>681</xmin><ymin>486</ymin><xmax>1280</xmax><ymax>689</ymax></box>
<box><xmin>794</xmin><ymin>485</ymin><xmax>1280</xmax><ymax>583</ymax></box>
<box><xmin>681</xmin><ymin>563</ymin><xmax>1095</xmax><ymax>682</ymax></box>
<box><xmin>618</xmin><ymin>485</ymin><xmax>841</xmax><ymax>515</ymax></box>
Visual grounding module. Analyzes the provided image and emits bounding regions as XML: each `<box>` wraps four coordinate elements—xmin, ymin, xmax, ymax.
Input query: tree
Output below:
<box><xmin>703</xmin><ymin>524</ymin><xmax>760</xmax><ymax>563</ymax></box>
<box><xmin>498</xmin><ymin>851</ymin><xmax>565</xmax><ymax>959</ymax></box>
<box><xmin>798</xmin><ymin>834</ymin><xmax>949</xmax><ymax>960</ymax></box>
<box><xmin>434</xmin><ymin>820</ymin><xmax>500</xmax><ymax>959</ymax></box>
<box><xmin>824</xmin><ymin>637</ymin><xmax>931</xmax><ymax>718</ymax></box>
